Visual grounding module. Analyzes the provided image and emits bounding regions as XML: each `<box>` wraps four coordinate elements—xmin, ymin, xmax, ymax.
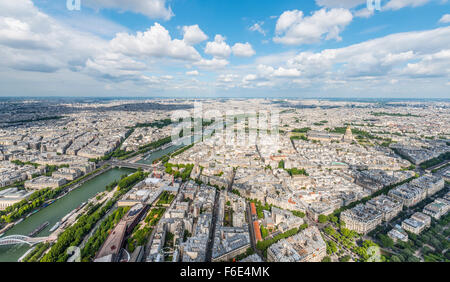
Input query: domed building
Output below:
<box><xmin>343</xmin><ymin>125</ymin><xmax>354</xmax><ymax>143</ymax></box>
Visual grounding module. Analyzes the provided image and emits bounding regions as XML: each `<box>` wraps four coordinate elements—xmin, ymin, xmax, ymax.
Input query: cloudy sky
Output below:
<box><xmin>0</xmin><ymin>0</ymin><xmax>449</xmax><ymax>98</ymax></box>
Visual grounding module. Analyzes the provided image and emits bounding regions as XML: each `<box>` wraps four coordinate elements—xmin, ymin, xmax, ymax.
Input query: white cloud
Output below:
<box><xmin>186</xmin><ymin>70</ymin><xmax>199</xmax><ymax>76</ymax></box>
<box><xmin>194</xmin><ymin>57</ymin><xmax>229</xmax><ymax>70</ymax></box>
<box><xmin>439</xmin><ymin>14</ymin><xmax>450</xmax><ymax>24</ymax></box>
<box><xmin>204</xmin><ymin>35</ymin><xmax>232</xmax><ymax>58</ymax></box>
<box><xmin>1</xmin><ymin>0</ymin><xmax>449</xmax><ymax>97</ymax></box>
<box><xmin>275</xmin><ymin>10</ymin><xmax>303</xmax><ymax>33</ymax></box>
<box><xmin>354</xmin><ymin>8</ymin><xmax>375</xmax><ymax>18</ymax></box>
<box><xmin>221</xmin><ymin>26</ymin><xmax>450</xmax><ymax>95</ymax></box>
<box><xmin>390</xmin><ymin>79</ymin><xmax>399</xmax><ymax>84</ymax></box>
<box><xmin>249</xmin><ymin>22</ymin><xmax>266</xmax><ymax>36</ymax></box>
<box><xmin>384</xmin><ymin>0</ymin><xmax>431</xmax><ymax>10</ymax></box>
<box><xmin>0</xmin><ymin>1</ymin><xmax>213</xmax><ymax>86</ymax></box>
<box><xmin>256</xmin><ymin>64</ymin><xmax>301</xmax><ymax>78</ymax></box>
<box><xmin>110</xmin><ymin>23</ymin><xmax>201</xmax><ymax>61</ymax></box>
<box><xmin>273</xmin><ymin>67</ymin><xmax>301</xmax><ymax>77</ymax></box>
<box><xmin>0</xmin><ymin>0</ymin><xmax>106</xmax><ymax>73</ymax></box>
<box><xmin>84</xmin><ymin>0</ymin><xmax>174</xmax><ymax>20</ymax></box>
<box><xmin>274</xmin><ymin>8</ymin><xmax>353</xmax><ymax>45</ymax></box>
<box><xmin>85</xmin><ymin>52</ymin><xmax>147</xmax><ymax>81</ymax></box>
<box><xmin>401</xmin><ymin>49</ymin><xmax>450</xmax><ymax>77</ymax></box>
<box><xmin>218</xmin><ymin>74</ymin><xmax>239</xmax><ymax>83</ymax></box>
<box><xmin>232</xmin><ymin>42</ymin><xmax>256</xmax><ymax>57</ymax></box>
<box><xmin>285</xmin><ymin>26</ymin><xmax>450</xmax><ymax>79</ymax></box>
<box><xmin>243</xmin><ymin>74</ymin><xmax>258</xmax><ymax>82</ymax></box>
<box><xmin>182</xmin><ymin>25</ymin><xmax>208</xmax><ymax>45</ymax></box>
<box><xmin>0</xmin><ymin>17</ymin><xmax>60</xmax><ymax>50</ymax></box>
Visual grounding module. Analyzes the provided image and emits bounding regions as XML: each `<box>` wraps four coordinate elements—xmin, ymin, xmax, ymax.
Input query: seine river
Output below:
<box><xmin>0</xmin><ymin>167</ymin><xmax>135</xmax><ymax>262</ymax></box>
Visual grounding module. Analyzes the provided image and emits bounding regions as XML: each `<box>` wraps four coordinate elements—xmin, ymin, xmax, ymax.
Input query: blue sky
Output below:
<box><xmin>0</xmin><ymin>0</ymin><xmax>449</xmax><ymax>98</ymax></box>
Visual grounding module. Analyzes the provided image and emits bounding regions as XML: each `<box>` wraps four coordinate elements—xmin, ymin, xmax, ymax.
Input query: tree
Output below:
<box><xmin>327</xmin><ymin>241</ymin><xmax>337</xmax><ymax>255</ymax></box>
<box><xmin>389</xmin><ymin>255</ymin><xmax>402</xmax><ymax>262</ymax></box>
<box><xmin>291</xmin><ymin>210</ymin><xmax>305</xmax><ymax>218</ymax></box>
<box><xmin>322</xmin><ymin>256</ymin><xmax>332</xmax><ymax>262</ymax></box>
<box><xmin>340</xmin><ymin>227</ymin><xmax>351</xmax><ymax>238</ymax></box>
<box><xmin>261</xmin><ymin>225</ymin><xmax>269</xmax><ymax>239</ymax></box>
<box><xmin>329</xmin><ymin>215</ymin><xmax>338</xmax><ymax>225</ymax></box>
<box><xmin>378</xmin><ymin>234</ymin><xmax>394</xmax><ymax>248</ymax></box>
<box><xmin>324</xmin><ymin>226</ymin><xmax>336</xmax><ymax>236</ymax></box>
<box><xmin>318</xmin><ymin>214</ymin><xmax>328</xmax><ymax>223</ymax></box>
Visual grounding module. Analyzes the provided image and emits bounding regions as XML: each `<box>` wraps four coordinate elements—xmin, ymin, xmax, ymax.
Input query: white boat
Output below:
<box><xmin>49</xmin><ymin>221</ymin><xmax>61</xmax><ymax>232</ymax></box>
<box><xmin>61</xmin><ymin>211</ymin><xmax>74</xmax><ymax>223</ymax></box>
<box><xmin>14</xmin><ymin>218</ymin><xmax>24</xmax><ymax>225</ymax></box>
<box><xmin>76</xmin><ymin>202</ymin><xmax>87</xmax><ymax>211</ymax></box>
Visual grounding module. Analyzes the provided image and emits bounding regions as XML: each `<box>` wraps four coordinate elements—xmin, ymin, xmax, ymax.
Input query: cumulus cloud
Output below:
<box><xmin>204</xmin><ymin>35</ymin><xmax>232</xmax><ymax>58</ymax></box>
<box><xmin>274</xmin><ymin>8</ymin><xmax>353</xmax><ymax>45</ymax></box>
<box><xmin>194</xmin><ymin>57</ymin><xmax>229</xmax><ymax>70</ymax></box>
<box><xmin>0</xmin><ymin>0</ymin><xmax>215</xmax><ymax>85</ymax></box>
<box><xmin>232</xmin><ymin>42</ymin><xmax>256</xmax><ymax>57</ymax></box>
<box><xmin>186</xmin><ymin>70</ymin><xmax>199</xmax><ymax>76</ymax></box>
<box><xmin>182</xmin><ymin>25</ymin><xmax>208</xmax><ymax>45</ymax></box>
<box><xmin>273</xmin><ymin>67</ymin><xmax>301</xmax><ymax>77</ymax></box>
<box><xmin>439</xmin><ymin>14</ymin><xmax>450</xmax><ymax>24</ymax></box>
<box><xmin>219</xmin><ymin>26</ymin><xmax>450</xmax><ymax>94</ymax></box>
<box><xmin>285</xmin><ymin>26</ymin><xmax>450</xmax><ymax>79</ymax></box>
<box><xmin>384</xmin><ymin>0</ymin><xmax>431</xmax><ymax>10</ymax></box>
<box><xmin>85</xmin><ymin>52</ymin><xmax>148</xmax><ymax>82</ymax></box>
<box><xmin>243</xmin><ymin>74</ymin><xmax>259</xmax><ymax>82</ymax></box>
<box><xmin>257</xmin><ymin>64</ymin><xmax>301</xmax><ymax>78</ymax></box>
<box><xmin>218</xmin><ymin>74</ymin><xmax>239</xmax><ymax>83</ymax></box>
<box><xmin>401</xmin><ymin>49</ymin><xmax>450</xmax><ymax>77</ymax></box>
<box><xmin>0</xmin><ymin>0</ymin><xmax>106</xmax><ymax>73</ymax></box>
<box><xmin>0</xmin><ymin>17</ymin><xmax>60</xmax><ymax>50</ymax></box>
<box><xmin>2</xmin><ymin>0</ymin><xmax>449</xmax><ymax>97</ymax></box>
<box><xmin>110</xmin><ymin>23</ymin><xmax>201</xmax><ymax>61</ymax></box>
<box><xmin>84</xmin><ymin>0</ymin><xmax>174</xmax><ymax>20</ymax></box>
<box><xmin>354</xmin><ymin>8</ymin><xmax>375</xmax><ymax>18</ymax></box>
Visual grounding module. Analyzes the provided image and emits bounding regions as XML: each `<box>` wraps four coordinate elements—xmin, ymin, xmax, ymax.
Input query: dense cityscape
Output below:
<box><xmin>0</xmin><ymin>98</ymin><xmax>448</xmax><ymax>263</ymax></box>
<box><xmin>1</xmin><ymin>0</ymin><xmax>449</xmax><ymax>274</ymax></box>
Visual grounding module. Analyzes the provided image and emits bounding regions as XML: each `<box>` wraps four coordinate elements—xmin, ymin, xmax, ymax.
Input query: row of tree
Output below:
<box><xmin>81</xmin><ymin>206</ymin><xmax>130</xmax><ymax>261</ymax></box>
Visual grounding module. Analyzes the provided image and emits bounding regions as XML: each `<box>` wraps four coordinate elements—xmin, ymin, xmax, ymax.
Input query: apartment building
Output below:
<box><xmin>340</xmin><ymin>204</ymin><xmax>383</xmax><ymax>234</ymax></box>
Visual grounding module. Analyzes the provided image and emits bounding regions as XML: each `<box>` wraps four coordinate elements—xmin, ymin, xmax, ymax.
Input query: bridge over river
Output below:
<box><xmin>110</xmin><ymin>160</ymin><xmax>157</xmax><ymax>170</ymax></box>
<box><xmin>0</xmin><ymin>235</ymin><xmax>56</xmax><ymax>246</ymax></box>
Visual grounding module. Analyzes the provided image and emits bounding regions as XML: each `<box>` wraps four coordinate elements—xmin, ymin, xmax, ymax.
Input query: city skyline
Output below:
<box><xmin>0</xmin><ymin>0</ymin><xmax>450</xmax><ymax>98</ymax></box>
<box><xmin>1</xmin><ymin>98</ymin><xmax>448</xmax><ymax>265</ymax></box>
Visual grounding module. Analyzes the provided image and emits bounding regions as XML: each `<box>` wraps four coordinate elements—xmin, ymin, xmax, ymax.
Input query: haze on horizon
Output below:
<box><xmin>0</xmin><ymin>0</ymin><xmax>449</xmax><ymax>98</ymax></box>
